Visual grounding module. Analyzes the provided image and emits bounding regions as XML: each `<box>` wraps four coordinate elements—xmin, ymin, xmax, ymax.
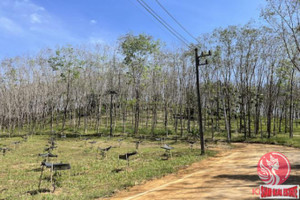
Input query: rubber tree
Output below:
<box><xmin>119</xmin><ymin>33</ymin><xmax>160</xmax><ymax>135</ymax></box>
<box><xmin>48</xmin><ymin>47</ymin><xmax>81</xmax><ymax>133</ymax></box>
<box><xmin>261</xmin><ymin>0</ymin><xmax>300</xmax><ymax>72</ymax></box>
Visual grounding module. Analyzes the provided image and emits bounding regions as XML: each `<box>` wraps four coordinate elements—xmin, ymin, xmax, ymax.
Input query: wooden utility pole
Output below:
<box><xmin>106</xmin><ymin>90</ymin><xmax>118</xmax><ymax>137</ymax></box>
<box><xmin>195</xmin><ymin>48</ymin><xmax>211</xmax><ymax>155</ymax></box>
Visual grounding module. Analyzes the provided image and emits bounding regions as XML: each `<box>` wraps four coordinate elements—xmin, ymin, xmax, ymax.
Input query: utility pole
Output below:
<box><xmin>106</xmin><ymin>90</ymin><xmax>118</xmax><ymax>137</ymax></box>
<box><xmin>195</xmin><ymin>48</ymin><xmax>211</xmax><ymax>155</ymax></box>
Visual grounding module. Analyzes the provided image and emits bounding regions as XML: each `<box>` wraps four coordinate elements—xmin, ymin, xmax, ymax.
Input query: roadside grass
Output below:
<box><xmin>0</xmin><ymin>135</ymin><xmax>217</xmax><ymax>200</ymax></box>
<box><xmin>202</xmin><ymin>119</ymin><xmax>300</xmax><ymax>148</ymax></box>
<box><xmin>230</xmin><ymin>133</ymin><xmax>300</xmax><ymax>148</ymax></box>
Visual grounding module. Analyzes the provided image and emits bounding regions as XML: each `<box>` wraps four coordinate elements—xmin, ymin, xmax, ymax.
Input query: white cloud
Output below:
<box><xmin>13</xmin><ymin>0</ymin><xmax>45</xmax><ymax>13</ymax></box>
<box><xmin>90</xmin><ymin>19</ymin><xmax>97</xmax><ymax>24</ymax></box>
<box><xmin>0</xmin><ymin>0</ymin><xmax>73</xmax><ymax>40</ymax></box>
<box><xmin>0</xmin><ymin>0</ymin><xmax>46</xmax><ymax>25</ymax></box>
<box><xmin>0</xmin><ymin>17</ymin><xmax>23</xmax><ymax>35</ymax></box>
<box><xmin>30</xmin><ymin>13</ymin><xmax>42</xmax><ymax>24</ymax></box>
<box><xmin>0</xmin><ymin>0</ymin><xmax>110</xmax><ymax>58</ymax></box>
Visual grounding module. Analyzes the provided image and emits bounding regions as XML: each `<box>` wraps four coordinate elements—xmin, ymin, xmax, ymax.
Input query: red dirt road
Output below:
<box><xmin>109</xmin><ymin>143</ymin><xmax>300</xmax><ymax>200</ymax></box>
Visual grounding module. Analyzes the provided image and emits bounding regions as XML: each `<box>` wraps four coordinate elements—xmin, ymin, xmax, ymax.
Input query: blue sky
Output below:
<box><xmin>0</xmin><ymin>0</ymin><xmax>266</xmax><ymax>58</ymax></box>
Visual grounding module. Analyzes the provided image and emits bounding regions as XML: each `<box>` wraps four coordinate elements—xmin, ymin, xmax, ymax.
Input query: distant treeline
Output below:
<box><xmin>0</xmin><ymin>0</ymin><xmax>299</xmax><ymax>141</ymax></box>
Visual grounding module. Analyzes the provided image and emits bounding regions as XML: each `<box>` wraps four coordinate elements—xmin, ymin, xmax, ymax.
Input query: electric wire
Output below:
<box><xmin>139</xmin><ymin>0</ymin><xmax>190</xmax><ymax>45</ymax></box>
<box><xmin>136</xmin><ymin>0</ymin><xmax>190</xmax><ymax>47</ymax></box>
<box><xmin>155</xmin><ymin>0</ymin><xmax>200</xmax><ymax>44</ymax></box>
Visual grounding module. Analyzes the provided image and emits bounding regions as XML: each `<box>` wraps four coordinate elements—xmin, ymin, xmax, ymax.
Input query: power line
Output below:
<box><xmin>128</xmin><ymin>0</ymin><xmax>174</xmax><ymax>39</ymax></box>
<box><xmin>139</xmin><ymin>0</ymin><xmax>190</xmax><ymax>45</ymax></box>
<box><xmin>136</xmin><ymin>0</ymin><xmax>189</xmax><ymax>46</ymax></box>
<box><xmin>135</xmin><ymin>0</ymin><xmax>190</xmax><ymax>47</ymax></box>
<box><xmin>155</xmin><ymin>0</ymin><xmax>200</xmax><ymax>44</ymax></box>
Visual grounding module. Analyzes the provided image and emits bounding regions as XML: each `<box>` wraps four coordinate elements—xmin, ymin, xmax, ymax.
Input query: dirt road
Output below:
<box><xmin>110</xmin><ymin>143</ymin><xmax>300</xmax><ymax>200</ymax></box>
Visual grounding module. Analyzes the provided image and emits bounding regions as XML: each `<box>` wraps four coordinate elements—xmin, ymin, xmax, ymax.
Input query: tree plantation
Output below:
<box><xmin>1</xmin><ymin>26</ymin><xmax>299</xmax><ymax>142</ymax></box>
<box><xmin>0</xmin><ymin>0</ymin><xmax>300</xmax><ymax>199</ymax></box>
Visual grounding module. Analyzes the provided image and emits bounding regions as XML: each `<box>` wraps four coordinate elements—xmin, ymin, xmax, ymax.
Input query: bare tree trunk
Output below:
<box><xmin>109</xmin><ymin>93</ymin><xmax>113</xmax><ymax>137</ymax></box>
<box><xmin>223</xmin><ymin>94</ymin><xmax>231</xmax><ymax>142</ymax></box>
<box><xmin>134</xmin><ymin>82</ymin><xmax>140</xmax><ymax>135</ymax></box>
<box><xmin>289</xmin><ymin>68</ymin><xmax>295</xmax><ymax>138</ymax></box>
<box><xmin>122</xmin><ymin>102</ymin><xmax>126</xmax><ymax>134</ymax></box>
<box><xmin>62</xmin><ymin>80</ymin><xmax>70</xmax><ymax>133</ymax></box>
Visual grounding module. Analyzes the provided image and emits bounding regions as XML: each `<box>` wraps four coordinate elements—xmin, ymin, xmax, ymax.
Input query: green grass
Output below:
<box><xmin>0</xmin><ymin>135</ymin><xmax>217</xmax><ymax>200</ymax></box>
<box><xmin>203</xmin><ymin>119</ymin><xmax>300</xmax><ymax>148</ymax></box>
<box><xmin>1</xmin><ymin>115</ymin><xmax>299</xmax><ymax>199</ymax></box>
<box><xmin>230</xmin><ymin>133</ymin><xmax>300</xmax><ymax>148</ymax></box>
